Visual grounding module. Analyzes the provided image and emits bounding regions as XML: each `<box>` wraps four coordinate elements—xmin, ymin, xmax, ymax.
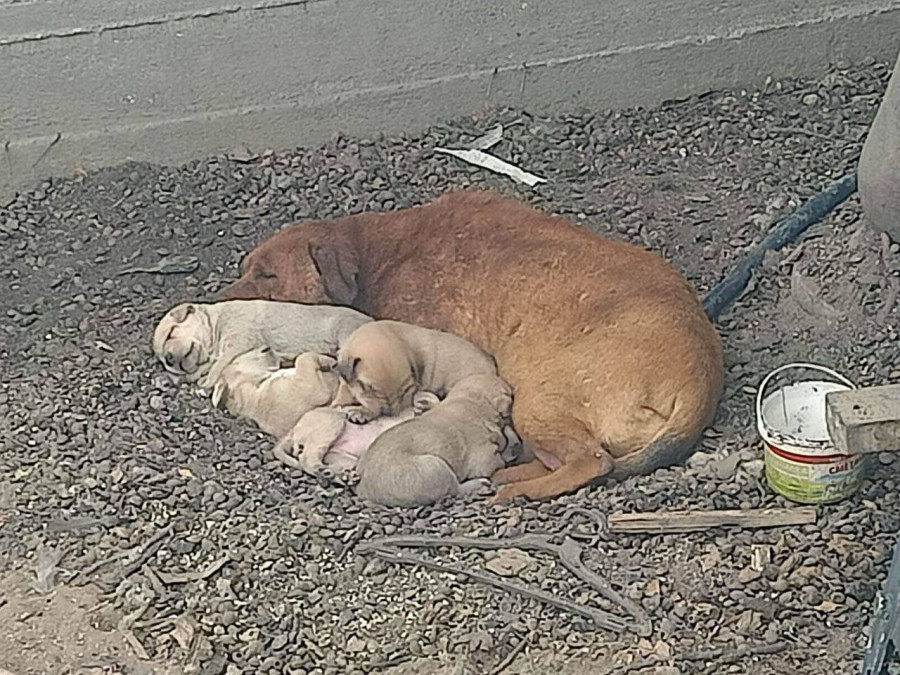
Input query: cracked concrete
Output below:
<box><xmin>2</xmin><ymin>0</ymin><xmax>900</xmax><ymax>198</ymax></box>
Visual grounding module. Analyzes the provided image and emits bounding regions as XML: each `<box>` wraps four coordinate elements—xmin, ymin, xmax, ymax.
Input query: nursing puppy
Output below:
<box><xmin>355</xmin><ymin>373</ymin><xmax>517</xmax><ymax>507</ymax></box>
<box><xmin>334</xmin><ymin>320</ymin><xmax>497</xmax><ymax>422</ymax></box>
<box><xmin>271</xmin><ymin>391</ymin><xmax>440</xmax><ymax>476</ymax></box>
<box><xmin>211</xmin><ymin>349</ymin><xmax>340</xmax><ymax>438</ymax></box>
<box><xmin>220</xmin><ymin>190</ymin><xmax>724</xmax><ymax>500</ymax></box>
<box><xmin>152</xmin><ymin>299</ymin><xmax>371</xmax><ymax>390</ymax></box>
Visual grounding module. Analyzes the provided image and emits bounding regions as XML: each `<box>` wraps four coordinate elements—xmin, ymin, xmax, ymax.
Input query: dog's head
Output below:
<box><xmin>152</xmin><ymin>303</ymin><xmax>214</xmax><ymax>378</ymax></box>
<box><xmin>219</xmin><ymin>221</ymin><xmax>360</xmax><ymax>306</ymax></box>
<box><xmin>446</xmin><ymin>373</ymin><xmax>513</xmax><ymax>416</ymax></box>
<box><xmin>336</xmin><ymin>324</ymin><xmax>418</xmax><ymax>416</ymax></box>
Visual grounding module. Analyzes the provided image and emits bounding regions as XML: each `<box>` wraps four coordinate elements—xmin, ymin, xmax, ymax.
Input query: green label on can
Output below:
<box><xmin>765</xmin><ymin>449</ymin><xmax>864</xmax><ymax>504</ymax></box>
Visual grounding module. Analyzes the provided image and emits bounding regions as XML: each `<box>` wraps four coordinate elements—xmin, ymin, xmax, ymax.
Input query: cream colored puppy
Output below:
<box><xmin>272</xmin><ymin>391</ymin><xmax>440</xmax><ymax>476</ymax></box>
<box><xmin>211</xmin><ymin>348</ymin><xmax>340</xmax><ymax>438</ymax></box>
<box><xmin>335</xmin><ymin>320</ymin><xmax>497</xmax><ymax>423</ymax></box>
<box><xmin>152</xmin><ymin>300</ymin><xmax>371</xmax><ymax>390</ymax></box>
<box><xmin>355</xmin><ymin>373</ymin><xmax>518</xmax><ymax>507</ymax></box>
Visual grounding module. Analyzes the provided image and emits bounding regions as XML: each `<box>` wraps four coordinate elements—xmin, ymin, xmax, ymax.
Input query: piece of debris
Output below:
<box><xmin>31</xmin><ymin>545</ymin><xmax>63</xmax><ymax>595</ymax></box>
<box><xmin>607</xmin><ymin>507</ymin><xmax>817</xmax><ymax>534</ymax></box>
<box><xmin>470</xmin><ymin>124</ymin><xmax>505</xmax><ymax>151</ymax></box>
<box><xmin>117</xmin><ymin>254</ymin><xmax>199</xmax><ymax>276</ymax></box>
<box><xmin>155</xmin><ymin>555</ymin><xmax>229</xmax><ymax>585</ymax></box>
<box><xmin>168</xmin><ymin>614</ymin><xmax>197</xmax><ymax>650</ymax></box>
<box><xmin>434</xmin><ymin>147</ymin><xmax>547</xmax><ymax>187</ymax></box>
<box><xmin>484</xmin><ymin>548</ymin><xmax>536</xmax><ymax>577</ymax></box>
<box><xmin>790</xmin><ymin>266</ymin><xmax>842</xmax><ymax>319</ymax></box>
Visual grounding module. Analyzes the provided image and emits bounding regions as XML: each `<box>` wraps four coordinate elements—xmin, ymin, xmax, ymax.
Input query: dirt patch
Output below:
<box><xmin>0</xmin><ymin>572</ymin><xmax>179</xmax><ymax>675</ymax></box>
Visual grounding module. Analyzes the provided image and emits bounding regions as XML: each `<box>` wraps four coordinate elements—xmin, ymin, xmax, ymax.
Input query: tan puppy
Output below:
<box><xmin>152</xmin><ymin>300</ymin><xmax>371</xmax><ymax>390</ymax></box>
<box><xmin>220</xmin><ymin>190</ymin><xmax>724</xmax><ymax>500</ymax></box>
<box><xmin>335</xmin><ymin>320</ymin><xmax>497</xmax><ymax>423</ymax></box>
<box><xmin>272</xmin><ymin>391</ymin><xmax>440</xmax><ymax>476</ymax></box>
<box><xmin>355</xmin><ymin>373</ymin><xmax>517</xmax><ymax>507</ymax></box>
<box><xmin>211</xmin><ymin>349</ymin><xmax>340</xmax><ymax>438</ymax></box>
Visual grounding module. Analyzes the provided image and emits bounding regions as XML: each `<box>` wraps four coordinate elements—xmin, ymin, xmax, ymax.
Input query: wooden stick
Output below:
<box><xmin>607</xmin><ymin>507</ymin><xmax>816</xmax><ymax>534</ymax></box>
<box><xmin>491</xmin><ymin>634</ymin><xmax>530</xmax><ymax>675</ymax></box>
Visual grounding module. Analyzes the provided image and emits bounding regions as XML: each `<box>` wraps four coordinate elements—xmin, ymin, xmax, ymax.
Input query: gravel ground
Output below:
<box><xmin>2</xmin><ymin>60</ymin><xmax>900</xmax><ymax>675</ymax></box>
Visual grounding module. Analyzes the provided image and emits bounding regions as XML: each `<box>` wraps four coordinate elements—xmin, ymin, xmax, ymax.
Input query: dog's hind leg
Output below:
<box><xmin>491</xmin><ymin>460</ymin><xmax>551</xmax><ymax>485</ymax></box>
<box><xmin>492</xmin><ymin>450</ymin><xmax>614</xmax><ymax>502</ymax></box>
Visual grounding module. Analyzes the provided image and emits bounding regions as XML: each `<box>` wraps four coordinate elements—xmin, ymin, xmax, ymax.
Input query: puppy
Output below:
<box><xmin>152</xmin><ymin>299</ymin><xmax>371</xmax><ymax>390</ymax></box>
<box><xmin>272</xmin><ymin>391</ymin><xmax>440</xmax><ymax>476</ymax></box>
<box><xmin>220</xmin><ymin>190</ymin><xmax>724</xmax><ymax>500</ymax></box>
<box><xmin>355</xmin><ymin>373</ymin><xmax>518</xmax><ymax>507</ymax></box>
<box><xmin>334</xmin><ymin>320</ymin><xmax>497</xmax><ymax>422</ymax></box>
<box><xmin>211</xmin><ymin>349</ymin><xmax>340</xmax><ymax>438</ymax></box>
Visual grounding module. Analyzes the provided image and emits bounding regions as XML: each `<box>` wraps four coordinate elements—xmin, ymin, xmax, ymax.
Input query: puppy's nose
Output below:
<box><xmin>164</xmin><ymin>354</ymin><xmax>177</xmax><ymax>367</ymax></box>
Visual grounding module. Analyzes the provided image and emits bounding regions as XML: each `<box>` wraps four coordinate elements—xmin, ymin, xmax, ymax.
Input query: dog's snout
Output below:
<box><xmin>164</xmin><ymin>353</ymin><xmax>177</xmax><ymax>367</ymax></box>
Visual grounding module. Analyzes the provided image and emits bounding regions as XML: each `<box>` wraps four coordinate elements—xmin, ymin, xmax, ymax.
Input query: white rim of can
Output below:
<box><xmin>755</xmin><ymin>362</ymin><xmax>856</xmax><ymax>452</ymax></box>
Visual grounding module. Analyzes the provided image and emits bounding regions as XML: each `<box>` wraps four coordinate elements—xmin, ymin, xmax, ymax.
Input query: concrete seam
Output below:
<box><xmin>0</xmin><ymin>0</ymin><xmax>328</xmax><ymax>46</ymax></box>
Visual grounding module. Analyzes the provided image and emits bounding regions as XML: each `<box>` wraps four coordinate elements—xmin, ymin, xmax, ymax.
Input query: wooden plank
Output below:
<box><xmin>825</xmin><ymin>384</ymin><xmax>900</xmax><ymax>455</ymax></box>
<box><xmin>607</xmin><ymin>507</ymin><xmax>817</xmax><ymax>534</ymax></box>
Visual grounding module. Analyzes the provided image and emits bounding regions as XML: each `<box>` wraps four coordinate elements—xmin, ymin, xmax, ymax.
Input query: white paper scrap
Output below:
<box><xmin>470</xmin><ymin>124</ymin><xmax>504</xmax><ymax>150</ymax></box>
<box><xmin>434</xmin><ymin>147</ymin><xmax>547</xmax><ymax>187</ymax></box>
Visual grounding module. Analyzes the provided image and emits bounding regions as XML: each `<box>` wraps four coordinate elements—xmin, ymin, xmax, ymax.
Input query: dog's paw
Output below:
<box><xmin>314</xmin><ymin>465</ymin><xmax>336</xmax><ymax>484</ymax></box>
<box><xmin>458</xmin><ymin>477</ymin><xmax>494</xmax><ymax>497</ymax></box>
<box><xmin>347</xmin><ymin>409</ymin><xmax>376</xmax><ymax>425</ymax></box>
<box><xmin>412</xmin><ymin>391</ymin><xmax>440</xmax><ymax>415</ymax></box>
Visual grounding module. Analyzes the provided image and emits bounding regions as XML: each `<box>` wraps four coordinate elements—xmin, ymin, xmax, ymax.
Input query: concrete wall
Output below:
<box><xmin>2</xmin><ymin>0</ymin><xmax>900</xmax><ymax>198</ymax></box>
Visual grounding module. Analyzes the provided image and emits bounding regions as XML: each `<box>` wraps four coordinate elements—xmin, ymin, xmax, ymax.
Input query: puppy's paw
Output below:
<box><xmin>315</xmin><ymin>465</ymin><xmax>336</xmax><ymax>484</ymax></box>
<box><xmin>458</xmin><ymin>477</ymin><xmax>494</xmax><ymax>497</ymax></box>
<box><xmin>347</xmin><ymin>409</ymin><xmax>377</xmax><ymax>425</ymax></box>
<box><xmin>412</xmin><ymin>391</ymin><xmax>440</xmax><ymax>415</ymax></box>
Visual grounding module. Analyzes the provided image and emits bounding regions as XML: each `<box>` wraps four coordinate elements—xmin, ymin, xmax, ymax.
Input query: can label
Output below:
<box><xmin>764</xmin><ymin>446</ymin><xmax>865</xmax><ymax>504</ymax></box>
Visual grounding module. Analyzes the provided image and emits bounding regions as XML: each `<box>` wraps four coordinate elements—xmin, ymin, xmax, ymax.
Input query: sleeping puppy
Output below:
<box><xmin>355</xmin><ymin>373</ymin><xmax>518</xmax><ymax>507</ymax></box>
<box><xmin>271</xmin><ymin>391</ymin><xmax>440</xmax><ymax>476</ymax></box>
<box><xmin>335</xmin><ymin>320</ymin><xmax>497</xmax><ymax>423</ymax></box>
<box><xmin>152</xmin><ymin>299</ymin><xmax>371</xmax><ymax>390</ymax></box>
<box><xmin>211</xmin><ymin>349</ymin><xmax>341</xmax><ymax>438</ymax></box>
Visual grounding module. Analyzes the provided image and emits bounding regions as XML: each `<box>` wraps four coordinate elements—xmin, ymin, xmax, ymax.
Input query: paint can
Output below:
<box><xmin>756</xmin><ymin>363</ymin><xmax>865</xmax><ymax>504</ymax></box>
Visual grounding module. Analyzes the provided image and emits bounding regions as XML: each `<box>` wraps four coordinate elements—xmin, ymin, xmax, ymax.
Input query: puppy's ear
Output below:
<box><xmin>170</xmin><ymin>303</ymin><xmax>196</xmax><ymax>323</ymax></box>
<box><xmin>336</xmin><ymin>356</ymin><xmax>361</xmax><ymax>383</ymax></box>
<box><xmin>313</xmin><ymin>354</ymin><xmax>337</xmax><ymax>372</ymax></box>
<box><xmin>308</xmin><ymin>241</ymin><xmax>359</xmax><ymax>305</ymax></box>
<box><xmin>211</xmin><ymin>381</ymin><xmax>229</xmax><ymax>409</ymax></box>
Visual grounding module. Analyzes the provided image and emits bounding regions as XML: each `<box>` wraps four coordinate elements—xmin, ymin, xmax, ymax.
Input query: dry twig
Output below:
<box><xmin>359</xmin><ymin>529</ymin><xmax>650</xmax><ymax>635</ymax></box>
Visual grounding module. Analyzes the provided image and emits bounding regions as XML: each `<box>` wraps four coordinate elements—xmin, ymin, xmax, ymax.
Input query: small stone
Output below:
<box><xmin>802</xmin><ymin>93</ymin><xmax>820</xmax><ymax>106</ymax></box>
<box><xmin>484</xmin><ymin>549</ymin><xmax>536</xmax><ymax>577</ymax></box>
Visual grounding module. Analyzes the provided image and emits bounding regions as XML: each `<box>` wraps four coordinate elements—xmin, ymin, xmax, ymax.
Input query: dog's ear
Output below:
<box><xmin>211</xmin><ymin>381</ymin><xmax>229</xmax><ymax>409</ymax></box>
<box><xmin>308</xmin><ymin>241</ymin><xmax>359</xmax><ymax>305</ymax></box>
<box><xmin>336</xmin><ymin>356</ymin><xmax>361</xmax><ymax>383</ymax></box>
<box><xmin>170</xmin><ymin>303</ymin><xmax>196</xmax><ymax>323</ymax></box>
<box><xmin>313</xmin><ymin>354</ymin><xmax>337</xmax><ymax>372</ymax></box>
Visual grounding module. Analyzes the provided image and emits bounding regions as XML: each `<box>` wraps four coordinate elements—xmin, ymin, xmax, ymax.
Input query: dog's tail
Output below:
<box><xmin>607</xmin><ymin>394</ymin><xmax>713</xmax><ymax>481</ymax></box>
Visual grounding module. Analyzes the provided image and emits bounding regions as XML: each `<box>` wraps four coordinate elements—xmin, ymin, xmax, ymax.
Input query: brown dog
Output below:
<box><xmin>220</xmin><ymin>190</ymin><xmax>724</xmax><ymax>501</ymax></box>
